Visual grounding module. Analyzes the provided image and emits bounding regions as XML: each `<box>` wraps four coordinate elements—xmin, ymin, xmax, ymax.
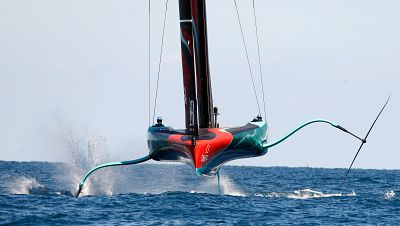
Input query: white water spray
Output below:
<box><xmin>384</xmin><ymin>190</ymin><xmax>396</xmax><ymax>199</ymax></box>
<box><xmin>256</xmin><ymin>188</ymin><xmax>356</xmax><ymax>199</ymax></box>
<box><xmin>50</xmin><ymin>119</ymin><xmax>119</xmax><ymax>196</ymax></box>
<box><xmin>8</xmin><ymin>176</ymin><xmax>45</xmax><ymax>195</ymax></box>
<box><xmin>192</xmin><ymin>174</ymin><xmax>246</xmax><ymax>196</ymax></box>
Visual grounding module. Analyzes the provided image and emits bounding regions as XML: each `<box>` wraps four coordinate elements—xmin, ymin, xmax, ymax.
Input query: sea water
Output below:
<box><xmin>0</xmin><ymin>161</ymin><xmax>399</xmax><ymax>225</ymax></box>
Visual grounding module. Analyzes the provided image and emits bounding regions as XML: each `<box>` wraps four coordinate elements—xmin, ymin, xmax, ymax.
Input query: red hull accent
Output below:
<box><xmin>169</xmin><ymin>129</ymin><xmax>233</xmax><ymax>169</ymax></box>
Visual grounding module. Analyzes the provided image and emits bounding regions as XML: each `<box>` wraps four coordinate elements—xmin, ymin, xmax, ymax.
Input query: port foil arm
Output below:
<box><xmin>75</xmin><ymin>155</ymin><xmax>151</xmax><ymax>197</ymax></box>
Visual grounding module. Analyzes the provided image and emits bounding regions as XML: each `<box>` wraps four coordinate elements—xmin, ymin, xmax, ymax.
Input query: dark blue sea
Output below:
<box><xmin>0</xmin><ymin>161</ymin><xmax>399</xmax><ymax>225</ymax></box>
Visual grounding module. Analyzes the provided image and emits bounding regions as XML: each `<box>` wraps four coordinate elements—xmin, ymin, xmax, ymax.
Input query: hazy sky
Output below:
<box><xmin>0</xmin><ymin>0</ymin><xmax>399</xmax><ymax>169</ymax></box>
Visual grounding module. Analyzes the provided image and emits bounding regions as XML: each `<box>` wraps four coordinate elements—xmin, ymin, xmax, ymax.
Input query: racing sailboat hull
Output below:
<box><xmin>148</xmin><ymin>120</ymin><xmax>268</xmax><ymax>176</ymax></box>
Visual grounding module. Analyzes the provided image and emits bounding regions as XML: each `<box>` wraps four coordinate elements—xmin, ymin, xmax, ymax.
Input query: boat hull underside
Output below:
<box><xmin>147</xmin><ymin>121</ymin><xmax>268</xmax><ymax>176</ymax></box>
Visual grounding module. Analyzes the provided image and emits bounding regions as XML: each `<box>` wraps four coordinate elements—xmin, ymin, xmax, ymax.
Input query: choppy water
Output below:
<box><xmin>0</xmin><ymin>161</ymin><xmax>399</xmax><ymax>225</ymax></box>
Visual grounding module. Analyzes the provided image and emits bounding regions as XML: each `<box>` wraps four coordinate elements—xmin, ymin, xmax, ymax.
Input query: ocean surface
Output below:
<box><xmin>0</xmin><ymin>161</ymin><xmax>399</xmax><ymax>225</ymax></box>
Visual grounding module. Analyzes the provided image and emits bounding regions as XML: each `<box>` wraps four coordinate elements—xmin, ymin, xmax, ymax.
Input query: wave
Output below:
<box><xmin>8</xmin><ymin>176</ymin><xmax>44</xmax><ymax>195</ymax></box>
<box><xmin>7</xmin><ymin>176</ymin><xmax>73</xmax><ymax>196</ymax></box>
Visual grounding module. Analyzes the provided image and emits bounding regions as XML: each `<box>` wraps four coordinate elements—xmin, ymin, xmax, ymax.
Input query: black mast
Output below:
<box><xmin>179</xmin><ymin>0</ymin><xmax>198</xmax><ymax>135</ymax></box>
<box><xmin>179</xmin><ymin>0</ymin><xmax>213</xmax><ymax>133</ymax></box>
<box><xmin>191</xmin><ymin>0</ymin><xmax>214</xmax><ymax>129</ymax></box>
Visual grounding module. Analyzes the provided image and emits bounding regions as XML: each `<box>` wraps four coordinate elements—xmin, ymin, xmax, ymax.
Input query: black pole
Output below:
<box><xmin>179</xmin><ymin>0</ymin><xmax>198</xmax><ymax>135</ymax></box>
<box><xmin>191</xmin><ymin>0</ymin><xmax>214</xmax><ymax>128</ymax></box>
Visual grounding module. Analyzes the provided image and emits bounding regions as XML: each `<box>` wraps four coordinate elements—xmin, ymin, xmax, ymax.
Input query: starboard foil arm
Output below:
<box><xmin>75</xmin><ymin>155</ymin><xmax>151</xmax><ymax>197</ymax></box>
<box><xmin>263</xmin><ymin>96</ymin><xmax>389</xmax><ymax>186</ymax></box>
<box><xmin>262</xmin><ymin>119</ymin><xmax>365</xmax><ymax>149</ymax></box>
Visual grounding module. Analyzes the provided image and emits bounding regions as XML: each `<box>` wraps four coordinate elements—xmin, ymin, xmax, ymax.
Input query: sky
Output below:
<box><xmin>0</xmin><ymin>0</ymin><xmax>399</xmax><ymax>169</ymax></box>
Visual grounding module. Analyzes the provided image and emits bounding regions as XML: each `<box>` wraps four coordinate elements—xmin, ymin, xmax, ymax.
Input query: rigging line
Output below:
<box><xmin>252</xmin><ymin>0</ymin><xmax>267</xmax><ymax>119</ymax></box>
<box><xmin>148</xmin><ymin>0</ymin><xmax>151</xmax><ymax>127</ymax></box>
<box><xmin>233</xmin><ymin>0</ymin><xmax>261</xmax><ymax>116</ymax></box>
<box><xmin>152</xmin><ymin>0</ymin><xmax>169</xmax><ymax>125</ymax></box>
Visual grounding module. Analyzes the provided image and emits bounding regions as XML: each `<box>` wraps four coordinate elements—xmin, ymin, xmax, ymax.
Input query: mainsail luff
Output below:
<box><xmin>179</xmin><ymin>0</ymin><xmax>198</xmax><ymax>135</ymax></box>
<box><xmin>190</xmin><ymin>0</ymin><xmax>214</xmax><ymax>129</ymax></box>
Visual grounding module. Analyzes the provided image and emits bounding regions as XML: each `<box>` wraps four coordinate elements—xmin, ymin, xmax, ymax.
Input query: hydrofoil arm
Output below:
<box><xmin>75</xmin><ymin>155</ymin><xmax>151</xmax><ymax>197</ymax></box>
<box><xmin>263</xmin><ymin>119</ymin><xmax>364</xmax><ymax>149</ymax></box>
<box><xmin>262</xmin><ymin>96</ymin><xmax>389</xmax><ymax>186</ymax></box>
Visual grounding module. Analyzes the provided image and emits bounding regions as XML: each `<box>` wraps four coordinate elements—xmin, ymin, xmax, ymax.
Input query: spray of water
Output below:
<box><xmin>44</xmin><ymin>113</ymin><xmax>208</xmax><ymax>196</ymax></box>
<box><xmin>50</xmin><ymin>118</ymin><xmax>119</xmax><ymax>196</ymax></box>
<box><xmin>191</xmin><ymin>174</ymin><xmax>246</xmax><ymax>196</ymax></box>
<box><xmin>218</xmin><ymin>174</ymin><xmax>246</xmax><ymax>196</ymax></box>
<box><xmin>8</xmin><ymin>176</ymin><xmax>45</xmax><ymax>195</ymax></box>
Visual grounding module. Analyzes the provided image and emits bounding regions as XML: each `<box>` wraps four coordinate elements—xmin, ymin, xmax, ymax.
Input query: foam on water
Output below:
<box><xmin>287</xmin><ymin>188</ymin><xmax>356</xmax><ymax>199</ymax></box>
<box><xmin>256</xmin><ymin>188</ymin><xmax>356</xmax><ymax>199</ymax></box>
<box><xmin>384</xmin><ymin>190</ymin><xmax>396</xmax><ymax>199</ymax></box>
